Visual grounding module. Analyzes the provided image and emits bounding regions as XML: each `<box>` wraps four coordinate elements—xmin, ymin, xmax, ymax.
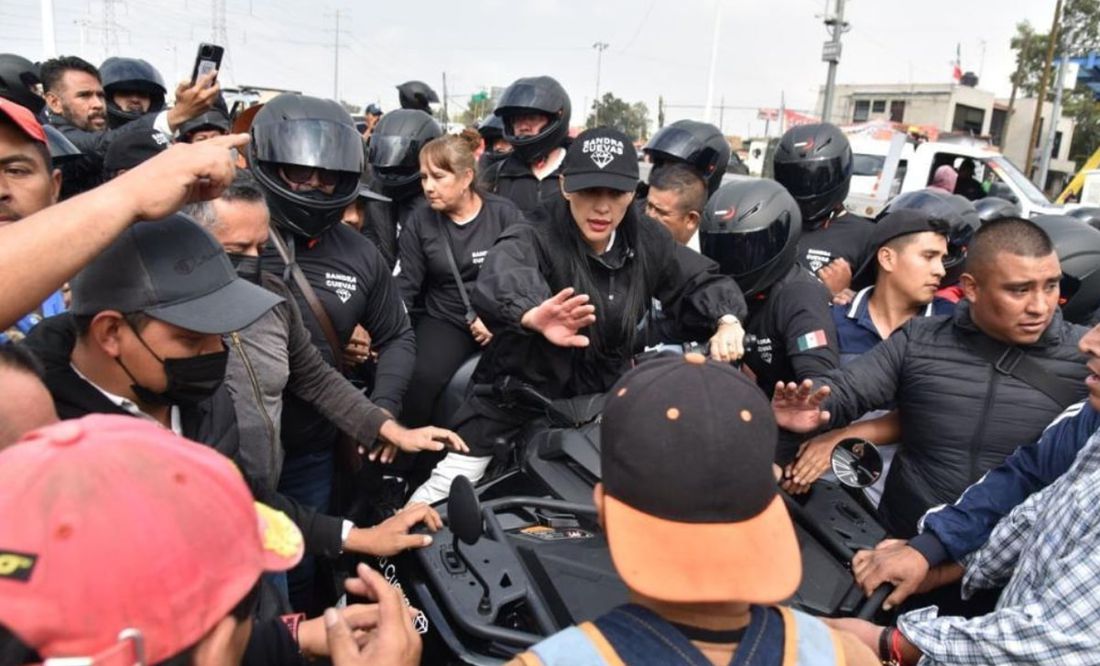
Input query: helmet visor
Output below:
<box><xmin>252</xmin><ymin>119</ymin><xmax>364</xmax><ymax>173</ymax></box>
<box><xmin>367</xmin><ymin>135</ymin><xmax>420</xmax><ymax>169</ymax></box>
<box><xmin>644</xmin><ymin>127</ymin><xmax>704</xmax><ymax>162</ymax></box>
<box><xmin>701</xmin><ymin>213</ymin><xmax>793</xmax><ymax>279</ymax></box>
<box><xmin>496</xmin><ymin>83</ymin><xmax>559</xmax><ymax>115</ymax></box>
<box><xmin>774</xmin><ymin>157</ymin><xmax>849</xmax><ymax>198</ymax></box>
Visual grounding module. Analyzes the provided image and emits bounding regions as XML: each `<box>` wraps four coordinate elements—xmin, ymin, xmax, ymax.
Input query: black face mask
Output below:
<box><xmin>116</xmin><ymin>321</ymin><xmax>228</xmax><ymax>406</ymax></box>
<box><xmin>227</xmin><ymin>253</ymin><xmax>262</xmax><ymax>285</ymax></box>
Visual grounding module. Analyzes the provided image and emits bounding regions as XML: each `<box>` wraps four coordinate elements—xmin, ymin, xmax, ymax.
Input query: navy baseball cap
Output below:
<box><xmin>70</xmin><ymin>214</ymin><xmax>282</xmax><ymax>333</ymax></box>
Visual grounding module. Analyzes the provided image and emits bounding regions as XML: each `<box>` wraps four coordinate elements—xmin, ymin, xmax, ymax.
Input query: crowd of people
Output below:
<box><xmin>1</xmin><ymin>47</ymin><xmax>1100</xmax><ymax>666</ymax></box>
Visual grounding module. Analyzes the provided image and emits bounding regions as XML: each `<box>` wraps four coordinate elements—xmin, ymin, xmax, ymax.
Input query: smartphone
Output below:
<box><xmin>190</xmin><ymin>43</ymin><xmax>224</xmax><ymax>86</ymax></box>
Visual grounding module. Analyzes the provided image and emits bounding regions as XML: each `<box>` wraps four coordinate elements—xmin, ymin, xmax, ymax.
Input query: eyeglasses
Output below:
<box><xmin>278</xmin><ymin>163</ymin><xmax>341</xmax><ymax>187</ymax></box>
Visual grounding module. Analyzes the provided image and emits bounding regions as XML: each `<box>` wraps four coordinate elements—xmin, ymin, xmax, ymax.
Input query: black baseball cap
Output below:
<box><xmin>599</xmin><ymin>353</ymin><xmax>800</xmax><ymax>603</ymax></box>
<box><xmin>853</xmin><ymin>209</ymin><xmax>951</xmax><ymax>287</ymax></box>
<box><xmin>103</xmin><ymin>128</ymin><xmax>170</xmax><ymax>173</ymax></box>
<box><xmin>561</xmin><ymin>127</ymin><xmax>639</xmax><ymax>193</ymax></box>
<box><xmin>70</xmin><ymin>214</ymin><xmax>282</xmax><ymax>334</ymax></box>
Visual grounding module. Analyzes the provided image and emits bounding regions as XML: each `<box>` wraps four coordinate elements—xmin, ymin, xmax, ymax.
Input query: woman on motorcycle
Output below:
<box><xmin>397</xmin><ymin>134</ymin><xmax>525</xmax><ymax>428</ymax></box>
<box><xmin>409</xmin><ymin>128</ymin><xmax>748</xmax><ymax>503</ymax></box>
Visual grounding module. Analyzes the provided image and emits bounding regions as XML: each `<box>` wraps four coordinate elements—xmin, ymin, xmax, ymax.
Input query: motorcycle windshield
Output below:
<box><xmin>368</xmin><ymin>135</ymin><xmax>420</xmax><ymax>169</ymax></box>
<box><xmin>774</xmin><ymin>156</ymin><xmax>850</xmax><ymax>198</ymax></box>
<box><xmin>252</xmin><ymin>119</ymin><xmax>364</xmax><ymax>173</ymax></box>
<box><xmin>701</xmin><ymin>214</ymin><xmax>792</xmax><ymax>278</ymax></box>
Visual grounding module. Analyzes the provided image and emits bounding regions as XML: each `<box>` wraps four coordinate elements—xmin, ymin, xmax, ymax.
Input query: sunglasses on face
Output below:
<box><xmin>278</xmin><ymin>163</ymin><xmax>341</xmax><ymax>187</ymax></box>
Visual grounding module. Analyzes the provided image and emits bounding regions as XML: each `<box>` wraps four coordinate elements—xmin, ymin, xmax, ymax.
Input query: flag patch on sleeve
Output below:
<box><xmin>796</xmin><ymin>329</ymin><xmax>828</xmax><ymax>352</ymax></box>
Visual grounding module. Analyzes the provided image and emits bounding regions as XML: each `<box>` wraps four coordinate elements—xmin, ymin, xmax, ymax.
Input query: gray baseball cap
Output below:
<box><xmin>70</xmin><ymin>213</ymin><xmax>283</xmax><ymax>334</ymax></box>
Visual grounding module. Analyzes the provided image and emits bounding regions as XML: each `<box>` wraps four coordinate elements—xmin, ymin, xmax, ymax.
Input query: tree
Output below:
<box><xmin>585</xmin><ymin>92</ymin><xmax>651</xmax><ymax>140</ymax></box>
<box><xmin>1009</xmin><ymin>2</ymin><xmax>1100</xmax><ymax>165</ymax></box>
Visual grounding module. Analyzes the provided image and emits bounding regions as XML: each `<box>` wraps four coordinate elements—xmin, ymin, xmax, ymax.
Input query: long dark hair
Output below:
<box><xmin>547</xmin><ymin>198</ymin><xmax>649</xmax><ymax>361</ymax></box>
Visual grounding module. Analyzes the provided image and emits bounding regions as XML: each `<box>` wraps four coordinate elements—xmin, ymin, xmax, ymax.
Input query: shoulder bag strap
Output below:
<box><xmin>435</xmin><ymin>214</ymin><xmax>478</xmax><ymax>325</ymax></box>
<box><xmin>959</xmin><ymin>330</ymin><xmax>1080</xmax><ymax>407</ymax></box>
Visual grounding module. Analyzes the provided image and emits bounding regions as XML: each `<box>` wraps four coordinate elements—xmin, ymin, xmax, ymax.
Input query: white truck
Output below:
<box><xmin>845</xmin><ymin>134</ymin><xmax>1068</xmax><ymax>219</ymax></box>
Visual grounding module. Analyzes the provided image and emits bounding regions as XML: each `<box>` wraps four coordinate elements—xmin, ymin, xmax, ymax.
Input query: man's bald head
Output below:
<box><xmin>0</xmin><ymin>345</ymin><xmax>58</xmax><ymax>450</ymax></box>
<box><xmin>964</xmin><ymin>217</ymin><xmax>1054</xmax><ymax>279</ymax></box>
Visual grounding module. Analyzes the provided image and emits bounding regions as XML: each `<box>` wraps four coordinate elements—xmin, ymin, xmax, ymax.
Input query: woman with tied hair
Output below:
<box><xmin>396</xmin><ymin>133</ymin><xmax>524</xmax><ymax>429</ymax></box>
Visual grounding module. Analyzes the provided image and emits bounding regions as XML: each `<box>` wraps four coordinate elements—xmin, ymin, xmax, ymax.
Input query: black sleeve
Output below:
<box><xmin>655</xmin><ymin>241</ymin><xmax>747</xmax><ymax>340</ymax></box>
<box><xmin>813</xmin><ymin>321</ymin><xmax>910</xmax><ymax>428</ymax></box>
<box><xmin>395</xmin><ymin>214</ymin><xmax>428</xmax><ymax>311</ymax></box>
<box><xmin>241</xmin><ymin>618</ymin><xmax>307</xmax><ymax>666</ymax></box>
<box><xmin>779</xmin><ymin>284</ymin><xmax>841</xmax><ymax>381</ymax></box>
<box><xmin>357</xmin><ymin>241</ymin><xmax>416</xmax><ymax>416</ymax></box>
<box><xmin>257</xmin><ymin>486</ymin><xmax>345</xmax><ymax>558</ymax></box>
<box><xmin>55</xmin><ymin>112</ymin><xmax>158</xmax><ymax>157</ymax></box>
<box><xmin>472</xmin><ymin>223</ymin><xmax>551</xmax><ymax>332</ymax></box>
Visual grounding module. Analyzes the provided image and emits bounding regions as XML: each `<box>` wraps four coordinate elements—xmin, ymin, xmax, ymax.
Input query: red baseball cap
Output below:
<box><xmin>0</xmin><ymin>415</ymin><xmax>303</xmax><ymax>664</ymax></box>
<box><xmin>0</xmin><ymin>97</ymin><xmax>47</xmax><ymax>144</ymax></box>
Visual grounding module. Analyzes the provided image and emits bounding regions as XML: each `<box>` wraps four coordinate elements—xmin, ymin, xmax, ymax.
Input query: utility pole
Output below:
<box><xmin>820</xmin><ymin>0</ymin><xmax>849</xmax><ymax>125</ymax></box>
<box><xmin>703</xmin><ymin>2</ymin><xmax>722</xmax><ymax>124</ymax></box>
<box><xmin>1037</xmin><ymin>53</ymin><xmax>1070</xmax><ymax>190</ymax></box>
<box><xmin>40</xmin><ymin>0</ymin><xmax>57</xmax><ymax>58</ymax></box>
<box><xmin>592</xmin><ymin>41</ymin><xmax>609</xmax><ymax>126</ymax></box>
<box><xmin>332</xmin><ymin>9</ymin><xmax>341</xmax><ymax>101</ymax></box>
<box><xmin>442</xmin><ymin>72</ymin><xmax>449</xmax><ymax>129</ymax></box>
<box><xmin>1026</xmin><ymin>0</ymin><xmax>1062</xmax><ymax>180</ymax></box>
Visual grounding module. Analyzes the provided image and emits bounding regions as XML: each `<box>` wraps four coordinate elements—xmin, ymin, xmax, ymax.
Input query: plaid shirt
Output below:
<box><xmin>897</xmin><ymin>428</ymin><xmax>1100</xmax><ymax>665</ymax></box>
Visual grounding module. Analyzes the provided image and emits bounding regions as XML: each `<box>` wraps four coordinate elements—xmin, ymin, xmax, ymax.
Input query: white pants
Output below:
<box><xmin>408</xmin><ymin>452</ymin><xmax>492</xmax><ymax>505</ymax></box>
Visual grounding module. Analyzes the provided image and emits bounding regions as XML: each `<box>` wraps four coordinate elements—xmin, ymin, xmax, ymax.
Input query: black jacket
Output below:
<box><xmin>22</xmin><ymin>314</ymin><xmax>346</xmax><ymax>558</ymax></box>
<box><xmin>48</xmin><ymin>110</ymin><xmax>158</xmax><ymax>158</ymax></box>
<box><xmin>397</xmin><ymin>193</ymin><xmax>523</xmax><ymax>329</ymax></box>
<box><xmin>362</xmin><ymin>194</ymin><xmax>423</xmax><ymax>270</ymax></box>
<box><xmin>471</xmin><ymin>198</ymin><xmax>746</xmax><ymax>400</ymax></box>
<box><xmin>478</xmin><ymin>152</ymin><xmax>565</xmax><ymax>215</ymax></box>
<box><xmin>813</xmin><ymin>301</ymin><xmax>1090</xmax><ymax>536</ymax></box>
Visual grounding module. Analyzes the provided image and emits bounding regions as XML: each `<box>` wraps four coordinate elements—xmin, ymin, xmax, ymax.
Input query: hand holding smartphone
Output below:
<box><xmin>190</xmin><ymin>43</ymin><xmax>224</xmax><ymax>87</ymax></box>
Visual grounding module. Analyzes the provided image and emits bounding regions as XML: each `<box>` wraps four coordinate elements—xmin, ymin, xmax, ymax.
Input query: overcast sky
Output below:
<box><xmin>1</xmin><ymin>0</ymin><xmax>1059</xmax><ymax>137</ymax></box>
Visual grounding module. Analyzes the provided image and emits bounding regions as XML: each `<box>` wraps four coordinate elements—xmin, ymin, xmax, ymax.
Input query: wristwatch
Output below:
<box><xmin>717</xmin><ymin>314</ymin><xmax>741</xmax><ymax>327</ymax></box>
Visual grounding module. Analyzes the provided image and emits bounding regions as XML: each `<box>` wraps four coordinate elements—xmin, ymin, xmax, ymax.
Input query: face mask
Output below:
<box><xmin>227</xmin><ymin>253</ymin><xmax>262</xmax><ymax>285</ymax></box>
<box><xmin>116</xmin><ymin>321</ymin><xmax>228</xmax><ymax>406</ymax></box>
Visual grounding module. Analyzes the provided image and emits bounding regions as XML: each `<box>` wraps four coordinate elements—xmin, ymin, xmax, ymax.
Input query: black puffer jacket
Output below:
<box><xmin>814</xmin><ymin>301</ymin><xmax>1089</xmax><ymax>536</ymax></box>
<box><xmin>471</xmin><ymin>198</ymin><xmax>746</xmax><ymax>400</ymax></box>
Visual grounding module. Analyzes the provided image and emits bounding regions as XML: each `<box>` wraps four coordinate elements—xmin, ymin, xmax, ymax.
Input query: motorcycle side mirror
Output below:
<box><xmin>448</xmin><ymin>475</ymin><xmax>484</xmax><ymax>545</ymax></box>
<box><xmin>830</xmin><ymin>438</ymin><xmax>884</xmax><ymax>489</ymax></box>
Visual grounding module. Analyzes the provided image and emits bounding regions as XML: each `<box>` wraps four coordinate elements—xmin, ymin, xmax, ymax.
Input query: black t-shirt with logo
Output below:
<box><xmin>396</xmin><ymin>193</ymin><xmax>524</xmax><ymax>329</ymax></box>
<box><xmin>797</xmin><ymin>212</ymin><xmax>875</xmax><ymax>276</ymax></box>
<box><xmin>263</xmin><ymin>222</ymin><xmax>416</xmax><ymax>453</ymax></box>
<box><xmin>743</xmin><ymin>265</ymin><xmax>840</xmax><ymax>398</ymax></box>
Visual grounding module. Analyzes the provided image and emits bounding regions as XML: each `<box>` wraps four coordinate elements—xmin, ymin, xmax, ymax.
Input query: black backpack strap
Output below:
<box><xmin>960</xmin><ymin>330</ymin><xmax>1080</xmax><ymax>407</ymax></box>
<box><xmin>435</xmin><ymin>214</ymin><xmax>477</xmax><ymax>325</ymax></box>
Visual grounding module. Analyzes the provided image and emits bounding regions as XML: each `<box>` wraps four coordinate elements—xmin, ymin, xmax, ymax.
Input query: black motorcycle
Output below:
<box><xmin>391</xmin><ymin>375</ymin><xmax>893</xmax><ymax>664</ymax></box>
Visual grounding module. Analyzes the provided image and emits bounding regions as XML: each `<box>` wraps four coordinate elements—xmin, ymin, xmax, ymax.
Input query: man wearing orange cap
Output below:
<box><xmin>508</xmin><ymin>355</ymin><xmax>877</xmax><ymax>665</ymax></box>
<box><xmin>0</xmin><ymin>415</ymin><xmax>423</xmax><ymax>665</ymax></box>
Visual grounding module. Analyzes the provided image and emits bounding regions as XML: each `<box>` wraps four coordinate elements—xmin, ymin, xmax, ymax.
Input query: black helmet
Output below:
<box><xmin>99</xmin><ymin>57</ymin><xmax>167</xmax><ymax>128</ymax></box>
<box><xmin>42</xmin><ymin>124</ymin><xmax>82</xmax><ymax>164</ymax></box>
<box><xmin>494</xmin><ymin>75</ymin><xmax>571</xmax><ymax>164</ymax></box>
<box><xmin>367</xmin><ymin>109</ymin><xmax>441</xmax><ymax>201</ymax></box>
<box><xmin>0</xmin><ymin>54</ymin><xmax>43</xmax><ymax>114</ymax></box>
<box><xmin>699</xmin><ymin>179</ymin><xmax>802</xmax><ymax>297</ymax></box>
<box><xmin>1067</xmin><ymin>206</ymin><xmax>1100</xmax><ymax>232</ymax></box>
<box><xmin>773</xmin><ymin>122</ymin><xmax>853</xmax><ymax>225</ymax></box>
<box><xmin>396</xmin><ymin>81</ymin><xmax>439</xmax><ymax>112</ymax></box>
<box><xmin>972</xmin><ymin>196</ymin><xmax>1021</xmax><ymax>223</ymax></box>
<box><xmin>878</xmin><ymin>189</ymin><xmax>980</xmax><ymax>286</ymax></box>
<box><xmin>177</xmin><ymin>108</ymin><xmax>231</xmax><ymax>142</ymax></box>
<box><xmin>477</xmin><ymin>113</ymin><xmax>504</xmax><ymax>142</ymax></box>
<box><xmin>249</xmin><ymin>93</ymin><xmax>364</xmax><ymax>238</ymax></box>
<box><xmin>644</xmin><ymin>120</ymin><xmax>730</xmax><ymax>196</ymax></box>
<box><xmin>1032</xmin><ymin>215</ymin><xmax>1100</xmax><ymax>324</ymax></box>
